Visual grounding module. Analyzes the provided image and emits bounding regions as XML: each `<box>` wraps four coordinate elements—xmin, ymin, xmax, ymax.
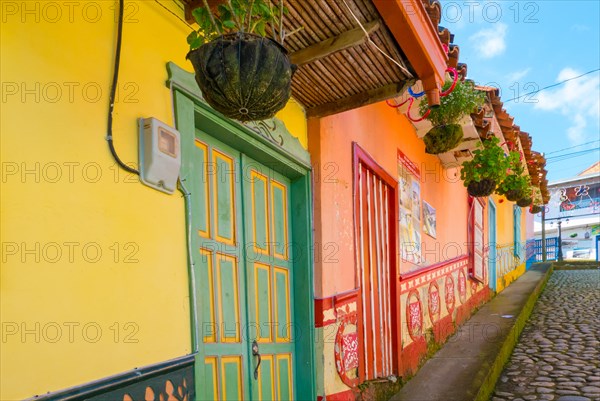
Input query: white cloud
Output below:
<box><xmin>506</xmin><ymin>68</ymin><xmax>531</xmax><ymax>82</ymax></box>
<box><xmin>470</xmin><ymin>23</ymin><xmax>507</xmax><ymax>59</ymax></box>
<box><xmin>571</xmin><ymin>24</ymin><xmax>590</xmax><ymax>32</ymax></box>
<box><xmin>534</xmin><ymin>68</ymin><xmax>600</xmax><ymax>145</ymax></box>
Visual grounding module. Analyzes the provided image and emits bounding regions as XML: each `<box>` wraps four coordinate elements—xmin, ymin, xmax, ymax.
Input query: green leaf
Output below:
<box><xmin>186</xmin><ymin>31</ymin><xmax>198</xmax><ymax>45</ymax></box>
<box><xmin>222</xmin><ymin>19</ymin><xmax>236</xmax><ymax>29</ymax></box>
<box><xmin>255</xmin><ymin>20</ymin><xmax>266</xmax><ymax>36</ymax></box>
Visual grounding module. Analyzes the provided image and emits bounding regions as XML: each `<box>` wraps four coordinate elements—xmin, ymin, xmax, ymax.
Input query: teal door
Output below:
<box><xmin>488</xmin><ymin>200</ymin><xmax>497</xmax><ymax>292</ymax></box>
<box><xmin>192</xmin><ymin>133</ymin><xmax>295</xmax><ymax>400</ymax></box>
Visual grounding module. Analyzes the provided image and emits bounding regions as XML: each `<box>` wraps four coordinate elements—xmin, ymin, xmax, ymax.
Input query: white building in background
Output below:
<box><xmin>534</xmin><ymin>162</ymin><xmax>600</xmax><ymax>261</ymax></box>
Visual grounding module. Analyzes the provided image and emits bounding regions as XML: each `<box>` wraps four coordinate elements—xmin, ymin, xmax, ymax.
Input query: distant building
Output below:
<box><xmin>535</xmin><ymin>164</ymin><xmax>600</xmax><ymax>260</ymax></box>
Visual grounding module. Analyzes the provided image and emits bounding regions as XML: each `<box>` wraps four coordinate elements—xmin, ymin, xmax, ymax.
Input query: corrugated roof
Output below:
<box><xmin>182</xmin><ymin>0</ymin><xmax>415</xmax><ymax>117</ymax></box>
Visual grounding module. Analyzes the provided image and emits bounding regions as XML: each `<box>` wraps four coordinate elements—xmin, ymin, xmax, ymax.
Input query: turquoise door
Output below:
<box><xmin>192</xmin><ymin>134</ymin><xmax>296</xmax><ymax>400</ymax></box>
<box><xmin>488</xmin><ymin>200</ymin><xmax>497</xmax><ymax>292</ymax></box>
<box><xmin>171</xmin><ymin>61</ymin><xmax>316</xmax><ymax>401</ymax></box>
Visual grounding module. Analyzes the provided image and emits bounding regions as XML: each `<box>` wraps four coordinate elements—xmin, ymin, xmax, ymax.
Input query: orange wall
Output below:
<box><xmin>309</xmin><ymin>102</ymin><xmax>470</xmax><ymax>298</ymax></box>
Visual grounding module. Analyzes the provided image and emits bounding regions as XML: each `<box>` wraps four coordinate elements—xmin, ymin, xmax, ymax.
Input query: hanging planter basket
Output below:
<box><xmin>423</xmin><ymin>124</ymin><xmax>464</xmax><ymax>154</ymax></box>
<box><xmin>467</xmin><ymin>179</ymin><xmax>496</xmax><ymax>197</ymax></box>
<box><xmin>516</xmin><ymin>197</ymin><xmax>533</xmax><ymax>207</ymax></box>
<box><xmin>530</xmin><ymin>205</ymin><xmax>542</xmax><ymax>214</ymax></box>
<box><xmin>505</xmin><ymin>188</ymin><xmax>525</xmax><ymax>202</ymax></box>
<box><xmin>187</xmin><ymin>32</ymin><xmax>296</xmax><ymax>122</ymax></box>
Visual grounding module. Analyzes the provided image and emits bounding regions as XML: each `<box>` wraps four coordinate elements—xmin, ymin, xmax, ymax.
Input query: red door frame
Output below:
<box><xmin>468</xmin><ymin>196</ymin><xmax>487</xmax><ymax>283</ymax></box>
<box><xmin>352</xmin><ymin>142</ymin><xmax>400</xmax><ymax>380</ymax></box>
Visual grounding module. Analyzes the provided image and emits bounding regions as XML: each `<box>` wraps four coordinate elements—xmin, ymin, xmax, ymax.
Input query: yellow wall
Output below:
<box><xmin>0</xmin><ymin>2</ymin><xmax>307</xmax><ymax>399</ymax></box>
<box><xmin>491</xmin><ymin>195</ymin><xmax>529</xmax><ymax>292</ymax></box>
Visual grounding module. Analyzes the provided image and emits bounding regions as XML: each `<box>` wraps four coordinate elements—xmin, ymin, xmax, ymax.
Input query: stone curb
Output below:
<box><xmin>474</xmin><ymin>262</ymin><xmax>554</xmax><ymax>401</ymax></box>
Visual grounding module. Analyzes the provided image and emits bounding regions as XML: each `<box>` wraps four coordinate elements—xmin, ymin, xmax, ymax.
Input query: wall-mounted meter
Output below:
<box><xmin>138</xmin><ymin>117</ymin><xmax>181</xmax><ymax>194</ymax></box>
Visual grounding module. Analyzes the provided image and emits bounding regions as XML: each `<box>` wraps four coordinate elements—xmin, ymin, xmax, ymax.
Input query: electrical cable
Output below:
<box><xmin>546</xmin><ymin>147</ymin><xmax>600</xmax><ymax>163</ymax></box>
<box><xmin>106</xmin><ymin>0</ymin><xmax>140</xmax><ymax>175</ymax></box>
<box><xmin>503</xmin><ymin>68</ymin><xmax>600</xmax><ymax>103</ymax></box>
<box><xmin>154</xmin><ymin>0</ymin><xmax>193</xmax><ymax>29</ymax></box>
<box><xmin>545</xmin><ymin>139</ymin><xmax>600</xmax><ymax>155</ymax></box>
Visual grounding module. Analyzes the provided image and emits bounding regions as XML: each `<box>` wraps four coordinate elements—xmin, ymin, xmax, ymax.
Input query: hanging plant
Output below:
<box><xmin>460</xmin><ymin>136</ymin><xmax>507</xmax><ymax>197</ymax></box>
<box><xmin>419</xmin><ymin>79</ymin><xmax>485</xmax><ymax>154</ymax></box>
<box><xmin>516</xmin><ymin>185</ymin><xmax>534</xmax><ymax>207</ymax></box>
<box><xmin>530</xmin><ymin>205</ymin><xmax>542</xmax><ymax>214</ymax></box>
<box><xmin>496</xmin><ymin>150</ymin><xmax>531</xmax><ymax>201</ymax></box>
<box><xmin>186</xmin><ymin>0</ymin><xmax>295</xmax><ymax>122</ymax></box>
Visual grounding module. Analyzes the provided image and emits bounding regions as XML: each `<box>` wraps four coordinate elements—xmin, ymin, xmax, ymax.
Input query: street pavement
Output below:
<box><xmin>491</xmin><ymin>270</ymin><xmax>600</xmax><ymax>401</ymax></box>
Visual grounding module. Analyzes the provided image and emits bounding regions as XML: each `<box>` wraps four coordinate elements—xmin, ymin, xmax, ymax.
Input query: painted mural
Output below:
<box><xmin>398</xmin><ymin>150</ymin><xmax>423</xmax><ymax>269</ymax></box>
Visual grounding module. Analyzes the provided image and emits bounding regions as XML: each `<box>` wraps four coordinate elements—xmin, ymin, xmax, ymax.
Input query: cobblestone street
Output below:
<box><xmin>492</xmin><ymin>270</ymin><xmax>600</xmax><ymax>401</ymax></box>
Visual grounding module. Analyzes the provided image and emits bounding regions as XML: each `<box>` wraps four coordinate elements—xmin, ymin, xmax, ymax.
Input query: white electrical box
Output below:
<box><xmin>138</xmin><ymin>117</ymin><xmax>181</xmax><ymax>194</ymax></box>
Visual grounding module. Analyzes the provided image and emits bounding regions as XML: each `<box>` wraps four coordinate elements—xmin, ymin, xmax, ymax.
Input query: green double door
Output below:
<box><xmin>192</xmin><ymin>131</ymin><xmax>295</xmax><ymax>400</ymax></box>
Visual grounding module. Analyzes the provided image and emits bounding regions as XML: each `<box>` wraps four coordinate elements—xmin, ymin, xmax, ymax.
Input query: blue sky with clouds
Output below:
<box><xmin>440</xmin><ymin>0</ymin><xmax>600</xmax><ymax>181</ymax></box>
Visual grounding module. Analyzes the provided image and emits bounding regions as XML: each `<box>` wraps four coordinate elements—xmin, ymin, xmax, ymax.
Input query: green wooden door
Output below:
<box><xmin>193</xmin><ymin>133</ymin><xmax>295</xmax><ymax>400</ymax></box>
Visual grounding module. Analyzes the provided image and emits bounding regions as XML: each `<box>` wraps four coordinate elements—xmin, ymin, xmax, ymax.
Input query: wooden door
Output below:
<box><xmin>193</xmin><ymin>134</ymin><xmax>295</xmax><ymax>400</ymax></box>
<box><xmin>354</xmin><ymin>144</ymin><xmax>399</xmax><ymax>381</ymax></box>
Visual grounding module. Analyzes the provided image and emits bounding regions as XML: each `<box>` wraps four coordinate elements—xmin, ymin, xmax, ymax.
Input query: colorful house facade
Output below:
<box><xmin>1</xmin><ymin>1</ymin><xmax>547</xmax><ymax>400</ymax></box>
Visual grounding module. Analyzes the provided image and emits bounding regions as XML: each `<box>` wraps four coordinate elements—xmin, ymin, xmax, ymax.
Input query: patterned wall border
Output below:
<box><xmin>24</xmin><ymin>355</ymin><xmax>194</xmax><ymax>401</ymax></box>
<box><xmin>400</xmin><ymin>256</ymin><xmax>469</xmax><ymax>294</ymax></box>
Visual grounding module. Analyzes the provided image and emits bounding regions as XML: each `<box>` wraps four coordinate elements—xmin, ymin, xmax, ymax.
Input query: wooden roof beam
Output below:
<box><xmin>373</xmin><ymin>0</ymin><xmax>447</xmax><ymax>107</ymax></box>
<box><xmin>289</xmin><ymin>20</ymin><xmax>381</xmax><ymax>66</ymax></box>
<box><xmin>306</xmin><ymin>81</ymin><xmax>411</xmax><ymax>118</ymax></box>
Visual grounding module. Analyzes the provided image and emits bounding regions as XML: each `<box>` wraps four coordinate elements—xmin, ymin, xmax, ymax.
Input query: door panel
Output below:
<box><xmin>193</xmin><ymin>135</ymin><xmax>248</xmax><ymax>400</ymax></box>
<box><xmin>243</xmin><ymin>155</ymin><xmax>295</xmax><ymax>401</ymax></box>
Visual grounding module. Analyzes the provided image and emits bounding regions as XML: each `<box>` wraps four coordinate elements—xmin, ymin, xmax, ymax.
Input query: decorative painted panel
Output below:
<box><xmin>428</xmin><ymin>282</ymin><xmax>440</xmax><ymax>324</ymax></box>
<box><xmin>205</xmin><ymin>357</ymin><xmax>219</xmax><ymax>400</ymax></box>
<box><xmin>254</xmin><ymin>263</ymin><xmax>273</xmax><ymax>343</ymax></box>
<box><xmin>213</xmin><ymin>150</ymin><xmax>236</xmax><ymax>244</ymax></box>
<box><xmin>458</xmin><ymin>269</ymin><xmax>467</xmax><ymax>303</ymax></box>
<box><xmin>406</xmin><ymin>290</ymin><xmax>423</xmax><ymax>340</ymax></box>
<box><xmin>199</xmin><ymin>249</ymin><xmax>216</xmax><ymax>343</ymax></box>
<box><xmin>276</xmin><ymin>354</ymin><xmax>293</xmax><ymax>401</ymax></box>
<box><xmin>257</xmin><ymin>355</ymin><xmax>275</xmax><ymax>400</ymax></box>
<box><xmin>271</xmin><ymin>181</ymin><xmax>288</xmax><ymax>260</ymax></box>
<box><xmin>274</xmin><ymin>267</ymin><xmax>291</xmax><ymax>342</ymax></box>
<box><xmin>221</xmin><ymin>356</ymin><xmax>243</xmax><ymax>401</ymax></box>
<box><xmin>217</xmin><ymin>254</ymin><xmax>241</xmax><ymax>343</ymax></box>
<box><xmin>445</xmin><ymin>275</ymin><xmax>455</xmax><ymax>314</ymax></box>
<box><xmin>195</xmin><ymin>140</ymin><xmax>211</xmax><ymax>238</ymax></box>
<box><xmin>251</xmin><ymin>171</ymin><xmax>270</xmax><ymax>255</ymax></box>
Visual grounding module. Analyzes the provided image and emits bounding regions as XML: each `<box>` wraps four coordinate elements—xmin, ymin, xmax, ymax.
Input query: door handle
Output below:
<box><xmin>252</xmin><ymin>340</ymin><xmax>261</xmax><ymax>380</ymax></box>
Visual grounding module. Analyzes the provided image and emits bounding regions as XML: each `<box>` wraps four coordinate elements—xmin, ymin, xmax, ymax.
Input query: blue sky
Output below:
<box><xmin>440</xmin><ymin>0</ymin><xmax>600</xmax><ymax>181</ymax></box>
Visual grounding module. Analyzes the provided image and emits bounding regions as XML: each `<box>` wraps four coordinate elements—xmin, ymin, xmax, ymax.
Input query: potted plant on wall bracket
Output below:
<box><xmin>460</xmin><ymin>136</ymin><xmax>507</xmax><ymax>197</ymax></box>
<box><xmin>496</xmin><ymin>150</ymin><xmax>531</xmax><ymax>202</ymax></box>
<box><xmin>186</xmin><ymin>0</ymin><xmax>296</xmax><ymax>122</ymax></box>
<box><xmin>419</xmin><ymin>79</ymin><xmax>485</xmax><ymax>154</ymax></box>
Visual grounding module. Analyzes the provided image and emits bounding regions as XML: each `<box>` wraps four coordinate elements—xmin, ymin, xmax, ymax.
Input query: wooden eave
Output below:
<box><xmin>476</xmin><ymin>85</ymin><xmax>550</xmax><ymax>203</ymax></box>
<box><xmin>372</xmin><ymin>0</ymin><xmax>448</xmax><ymax>106</ymax></box>
<box><xmin>182</xmin><ymin>0</ymin><xmax>432</xmax><ymax>118</ymax></box>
